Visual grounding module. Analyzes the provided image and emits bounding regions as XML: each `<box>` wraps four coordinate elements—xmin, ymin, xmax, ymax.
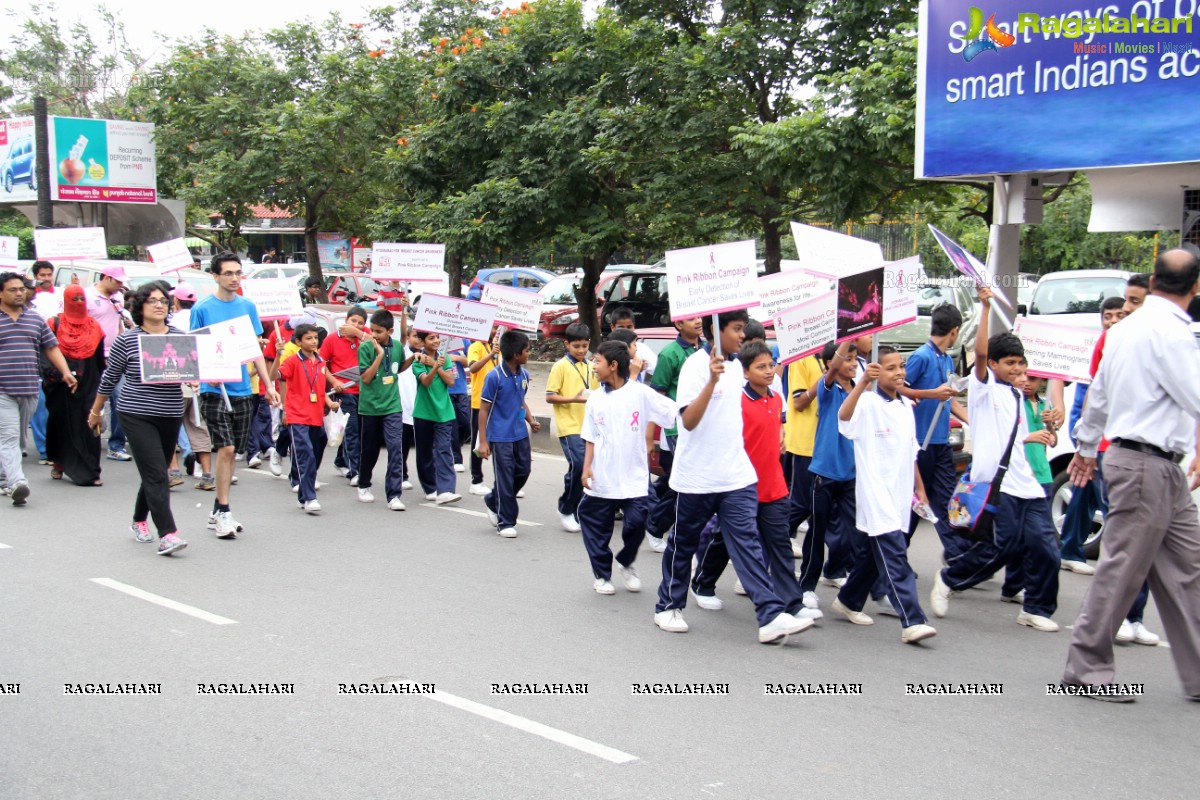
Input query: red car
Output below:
<box><xmin>537</xmin><ymin>270</ymin><xmax>626</xmax><ymax>338</ymax></box>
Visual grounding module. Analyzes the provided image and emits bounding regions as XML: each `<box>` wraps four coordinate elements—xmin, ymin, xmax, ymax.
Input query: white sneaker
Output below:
<box><xmin>560</xmin><ymin>513</ymin><xmax>581</xmax><ymax>532</ymax></box>
<box><xmin>498</xmin><ymin>527</ymin><xmax>517</xmax><ymax>538</ymax></box>
<box><xmin>1115</xmin><ymin>619</ymin><xmax>1135</xmax><ymax>643</ymax></box>
<box><xmin>425</xmin><ymin>492</ymin><xmax>437</xmax><ymax>501</ymax></box>
<box><xmin>832</xmin><ymin>598</ymin><xmax>875</xmax><ymax>626</ymax></box>
<box><xmin>213</xmin><ymin>511</ymin><xmax>239</xmax><ymax>539</ymax></box>
<box><xmin>291</xmin><ymin>484</ymin><xmax>299</xmax><ymax>493</ymax></box>
<box><xmin>234</xmin><ymin>452</ymin><xmax>245</xmax><ymax>462</ymax></box>
<box><xmin>654</xmin><ymin>609</ymin><xmax>688</xmax><ymax>633</ymax></box>
<box><xmin>794</xmin><ymin>607</ymin><xmax>824</xmax><ymax>620</ymax></box>
<box><xmin>1017</xmin><ymin>611</ymin><xmax>1060</xmax><ymax>632</ymax></box>
<box><xmin>230</xmin><ymin>475</ymin><xmax>238</xmax><ymax>485</ymax></box>
<box><xmin>269</xmin><ymin>448</ymin><xmax>282</xmax><ymax>477</ymax></box>
<box><xmin>1000</xmin><ymin>590</ymin><xmax>1025</xmax><ymax>604</ymax></box>
<box><xmin>820</xmin><ymin>576</ymin><xmax>847</xmax><ymax>589</ymax></box>
<box><xmin>402</xmin><ymin>480</ymin><xmax>414</xmax><ymax>490</ymax></box>
<box><xmin>759</xmin><ymin>612</ymin><xmax>813</xmax><ymax>643</ymax></box>
<box><xmin>486</xmin><ymin>507</ymin><xmax>500</xmax><ymax>526</ymax></box>
<box><xmin>618</xmin><ymin>565</ymin><xmax>641</xmax><ymax>592</ymax></box>
<box><xmin>874</xmin><ymin>596</ymin><xmax>901</xmax><ymax>618</ymax></box>
<box><xmin>791</xmin><ymin>538</ymin><xmax>804</xmax><ymax>558</ymax></box>
<box><xmin>1131</xmin><ymin>622</ymin><xmax>1161</xmax><ymax>646</ymax></box>
<box><xmin>1061</xmin><ymin>559</ymin><xmax>1096</xmax><ymax>576</ymax></box>
<box><xmin>593</xmin><ymin>578</ymin><xmax>616</xmax><ymax>595</ymax></box>
<box><xmin>930</xmin><ymin>570</ymin><xmax>952</xmax><ymax>618</ymax></box>
<box><xmin>469</xmin><ymin>483</ymin><xmax>490</xmax><ymax>496</ymax></box>
<box><xmin>454</xmin><ymin>464</ymin><xmax>465</xmax><ymax>473</ymax></box>
<box><xmin>350</xmin><ymin>475</ymin><xmax>359</xmax><ymax>487</ymax></box>
<box><xmin>436</xmin><ymin>492</ymin><xmax>462</xmax><ymax>505</ymax></box>
<box><xmin>336</xmin><ymin>467</ymin><xmax>350</xmax><ymax>477</ymax></box>
<box><xmin>902</xmin><ymin>624</ymin><xmax>938</xmax><ymax>644</ymax></box>
<box><xmin>691</xmin><ymin>590</ymin><xmax>724</xmax><ymax>611</ymax></box>
<box><xmin>516</xmin><ymin>489</ymin><xmax>525</xmax><ymax>498</ymax></box>
<box><xmin>357</xmin><ymin>487</ymin><xmax>375</xmax><ymax>503</ymax></box>
<box><xmin>802</xmin><ymin>591</ymin><xmax>820</xmax><ymax>610</ymax></box>
<box><xmin>303</xmin><ymin>499</ymin><xmax>321</xmax><ymax>514</ymax></box>
<box><xmin>733</xmin><ymin>579</ymin><xmax>747</xmax><ymax>596</ymax></box>
<box><xmin>388</xmin><ymin>497</ymin><xmax>406</xmax><ymax>511</ymax></box>
<box><xmin>248</xmin><ymin>452</ymin><xmax>262</xmax><ymax>468</ymax></box>
<box><xmin>646</xmin><ymin>534</ymin><xmax>667</xmax><ymax>553</ymax></box>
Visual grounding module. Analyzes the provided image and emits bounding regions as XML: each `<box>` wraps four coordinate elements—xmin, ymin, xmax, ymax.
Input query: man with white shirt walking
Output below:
<box><xmin>1062</xmin><ymin>249</ymin><xmax>1200</xmax><ymax>702</ymax></box>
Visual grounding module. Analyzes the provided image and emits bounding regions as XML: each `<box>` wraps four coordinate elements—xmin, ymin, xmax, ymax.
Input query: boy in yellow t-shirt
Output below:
<box><xmin>546</xmin><ymin>323</ymin><xmax>600</xmax><ymax>532</ymax></box>
<box><xmin>467</xmin><ymin>325</ymin><xmax>501</xmax><ymax>495</ymax></box>
<box><xmin>785</xmin><ymin>354</ymin><xmax>824</xmax><ymax>544</ymax></box>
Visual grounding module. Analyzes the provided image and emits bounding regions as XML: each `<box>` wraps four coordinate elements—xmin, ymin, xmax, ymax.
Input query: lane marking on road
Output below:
<box><xmin>420</xmin><ymin>503</ymin><xmax>543</xmax><ymax>527</ymax></box>
<box><xmin>0</xmin><ymin>542</ymin><xmax>11</xmax><ymax>549</ymax></box>
<box><xmin>90</xmin><ymin>578</ymin><xmax>238</xmax><ymax>625</ymax></box>
<box><xmin>396</xmin><ymin>683</ymin><xmax>637</xmax><ymax>764</ymax></box>
<box><xmin>532</xmin><ymin>451</ymin><xmax>569</xmax><ymax>464</ymax></box>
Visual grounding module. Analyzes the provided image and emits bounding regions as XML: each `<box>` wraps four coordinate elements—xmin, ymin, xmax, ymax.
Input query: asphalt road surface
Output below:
<box><xmin>1</xmin><ymin>444</ymin><xmax>1196</xmax><ymax>799</ymax></box>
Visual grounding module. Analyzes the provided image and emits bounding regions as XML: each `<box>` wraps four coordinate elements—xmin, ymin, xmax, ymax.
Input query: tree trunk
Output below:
<box><xmin>303</xmin><ymin>204</ymin><xmax>327</xmax><ymax>303</ymax></box>
<box><xmin>575</xmin><ymin>252</ymin><xmax>609</xmax><ymax>351</ymax></box>
<box><xmin>447</xmin><ymin>252</ymin><xmax>464</xmax><ymax>298</ymax></box>
<box><xmin>762</xmin><ymin>216</ymin><xmax>782</xmax><ymax>274</ymax></box>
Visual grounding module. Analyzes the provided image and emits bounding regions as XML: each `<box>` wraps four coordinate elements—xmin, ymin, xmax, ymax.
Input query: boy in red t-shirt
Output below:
<box><xmin>272</xmin><ymin>323</ymin><xmax>340</xmax><ymax>514</ymax></box>
<box><xmin>321</xmin><ymin>306</ymin><xmax>368</xmax><ymax>485</ymax></box>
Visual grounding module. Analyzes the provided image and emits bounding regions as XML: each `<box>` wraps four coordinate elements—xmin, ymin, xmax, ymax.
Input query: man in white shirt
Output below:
<box><xmin>86</xmin><ymin>264</ymin><xmax>133</xmax><ymax>460</ymax></box>
<box><xmin>1063</xmin><ymin>249</ymin><xmax>1200</xmax><ymax>702</ymax></box>
<box><xmin>930</xmin><ymin>287</ymin><xmax>1061</xmax><ymax>632</ymax></box>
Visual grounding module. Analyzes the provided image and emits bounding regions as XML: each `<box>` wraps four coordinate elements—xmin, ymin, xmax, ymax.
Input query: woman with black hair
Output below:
<box><xmin>90</xmin><ymin>281</ymin><xmax>189</xmax><ymax>556</ymax></box>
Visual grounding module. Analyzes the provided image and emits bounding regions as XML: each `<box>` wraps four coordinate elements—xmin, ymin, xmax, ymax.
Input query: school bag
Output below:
<box><xmin>947</xmin><ymin>387</ymin><xmax>1020</xmax><ymax>543</ymax></box>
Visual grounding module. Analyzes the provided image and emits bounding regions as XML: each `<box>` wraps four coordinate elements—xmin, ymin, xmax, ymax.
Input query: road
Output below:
<box><xmin>1</xmin><ymin>441</ymin><xmax>1196</xmax><ymax>799</ymax></box>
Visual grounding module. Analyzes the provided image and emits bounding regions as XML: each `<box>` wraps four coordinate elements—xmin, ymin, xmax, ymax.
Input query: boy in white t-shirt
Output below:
<box><xmin>399</xmin><ymin>327</ymin><xmax>421</xmax><ymax>490</ymax></box>
<box><xmin>653</xmin><ymin>310</ymin><xmax>813</xmax><ymax>645</ymax></box>
<box><xmin>832</xmin><ymin>346</ymin><xmax>936</xmax><ymax>644</ymax></box>
<box><xmin>930</xmin><ymin>287</ymin><xmax>1061</xmax><ymax>632</ymax></box>
<box><xmin>579</xmin><ymin>341</ymin><xmax>676</xmax><ymax>595</ymax></box>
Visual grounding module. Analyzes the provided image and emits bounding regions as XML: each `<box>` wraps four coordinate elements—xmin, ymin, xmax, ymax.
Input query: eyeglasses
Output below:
<box><xmin>144</xmin><ymin>297</ymin><xmax>170</xmax><ymax>306</ymax></box>
<box><xmin>220</xmin><ymin>271</ymin><xmax>244</xmax><ymax>278</ymax></box>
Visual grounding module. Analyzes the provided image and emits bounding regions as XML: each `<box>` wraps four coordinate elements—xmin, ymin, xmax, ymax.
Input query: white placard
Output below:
<box><xmin>192</xmin><ymin>314</ymin><xmax>261</xmax><ymax>365</ymax></box>
<box><xmin>195</xmin><ymin>333</ymin><xmax>244</xmax><ymax>383</ymax></box>
<box><xmin>666</xmin><ymin>239</ymin><xmax>759</xmax><ymax>321</ymax></box>
<box><xmin>371</xmin><ymin>242</ymin><xmax>446</xmax><ymax>283</ymax></box>
<box><xmin>413</xmin><ymin>293</ymin><xmax>496</xmax><ymax>341</ymax></box>
<box><xmin>1013</xmin><ymin>318</ymin><xmax>1101</xmax><ymax>384</ymax></box>
<box><xmin>240</xmin><ymin>277</ymin><xmax>304</xmax><ymax>321</ymax></box>
<box><xmin>790</xmin><ymin>222</ymin><xmax>884</xmax><ymax>278</ymax></box>
<box><xmin>756</xmin><ymin>270</ymin><xmax>834</xmax><ymax>321</ymax></box>
<box><xmin>33</xmin><ymin>227</ymin><xmax>107</xmax><ymax>261</ymax></box>
<box><xmin>147</xmin><ymin>237</ymin><xmax>195</xmax><ymax>273</ymax></box>
<box><xmin>480</xmin><ymin>283</ymin><xmax>544</xmax><ymax>332</ymax></box>
<box><xmin>775</xmin><ymin>291</ymin><xmax>838</xmax><ymax>366</ymax></box>
<box><xmin>0</xmin><ymin>235</ymin><xmax>18</xmax><ymax>268</ymax></box>
<box><xmin>880</xmin><ymin>256</ymin><xmax>920</xmax><ymax>330</ymax></box>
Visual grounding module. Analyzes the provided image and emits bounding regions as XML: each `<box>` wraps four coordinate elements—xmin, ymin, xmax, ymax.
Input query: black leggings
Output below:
<box><xmin>120</xmin><ymin>412</ymin><xmax>181</xmax><ymax>537</ymax></box>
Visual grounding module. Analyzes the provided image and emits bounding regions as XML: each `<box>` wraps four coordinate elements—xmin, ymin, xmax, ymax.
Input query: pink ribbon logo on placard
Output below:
<box><xmin>630</xmin><ymin>411</ymin><xmax>640</xmax><ymax>429</ymax></box>
<box><xmin>215</xmin><ymin>342</ymin><xmax>224</xmax><ymax>355</ymax></box>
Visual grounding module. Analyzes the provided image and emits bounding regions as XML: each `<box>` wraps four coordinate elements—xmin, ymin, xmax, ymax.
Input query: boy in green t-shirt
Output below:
<box><xmin>412</xmin><ymin>330</ymin><xmax>461</xmax><ymax>505</ymax></box>
<box><xmin>357</xmin><ymin>309</ymin><xmax>412</xmax><ymax>510</ymax></box>
<box><xmin>546</xmin><ymin>322</ymin><xmax>599</xmax><ymax>532</ymax></box>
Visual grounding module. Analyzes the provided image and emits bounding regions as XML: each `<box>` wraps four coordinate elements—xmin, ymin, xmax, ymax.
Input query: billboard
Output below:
<box><xmin>0</xmin><ymin>117</ymin><xmax>38</xmax><ymax>204</ymax></box>
<box><xmin>48</xmin><ymin>116</ymin><xmax>156</xmax><ymax>203</ymax></box>
<box><xmin>917</xmin><ymin>0</ymin><xmax>1200</xmax><ymax>178</ymax></box>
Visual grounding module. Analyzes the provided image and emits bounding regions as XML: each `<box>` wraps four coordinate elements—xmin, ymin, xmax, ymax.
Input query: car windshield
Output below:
<box><xmin>540</xmin><ymin>275</ymin><xmax>581</xmax><ymax>304</ymax></box>
<box><xmin>915</xmin><ymin>285</ymin><xmax>959</xmax><ymax>316</ymax></box>
<box><xmin>1031</xmin><ymin>277</ymin><xmax>1126</xmax><ymax>315</ymax></box>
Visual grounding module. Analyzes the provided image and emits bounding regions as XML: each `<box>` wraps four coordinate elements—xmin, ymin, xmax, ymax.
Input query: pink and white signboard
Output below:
<box><xmin>665</xmin><ymin>239</ymin><xmax>759</xmax><ymax>321</ymax></box>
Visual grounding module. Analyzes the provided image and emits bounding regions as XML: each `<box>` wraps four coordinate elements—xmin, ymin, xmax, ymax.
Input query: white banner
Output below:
<box><xmin>195</xmin><ymin>333</ymin><xmax>244</xmax><ymax>383</ymax></box>
<box><xmin>790</xmin><ymin>222</ymin><xmax>884</xmax><ymax>278</ymax></box>
<box><xmin>192</xmin><ymin>314</ymin><xmax>261</xmax><ymax>365</ymax></box>
<box><xmin>33</xmin><ymin>227</ymin><xmax>107</xmax><ymax>261</ymax></box>
<box><xmin>0</xmin><ymin>235</ymin><xmax>19</xmax><ymax>268</ymax></box>
<box><xmin>413</xmin><ymin>293</ymin><xmax>496</xmax><ymax>341</ymax></box>
<box><xmin>371</xmin><ymin>242</ymin><xmax>446</xmax><ymax>283</ymax></box>
<box><xmin>240</xmin><ymin>277</ymin><xmax>304</xmax><ymax>321</ymax></box>
<box><xmin>1013</xmin><ymin>317</ymin><xmax>1101</xmax><ymax>384</ymax></box>
<box><xmin>480</xmin><ymin>283</ymin><xmax>543</xmax><ymax>332</ymax></box>
<box><xmin>666</xmin><ymin>239</ymin><xmax>759</xmax><ymax>321</ymax></box>
<box><xmin>147</xmin><ymin>237</ymin><xmax>195</xmax><ymax>273</ymax></box>
<box><xmin>880</xmin><ymin>256</ymin><xmax>921</xmax><ymax>331</ymax></box>
<box><xmin>775</xmin><ymin>291</ymin><xmax>838</xmax><ymax>366</ymax></box>
<box><xmin>756</xmin><ymin>269</ymin><xmax>834</xmax><ymax>321</ymax></box>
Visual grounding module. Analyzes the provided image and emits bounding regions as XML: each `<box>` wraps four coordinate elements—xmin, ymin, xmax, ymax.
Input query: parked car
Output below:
<box><xmin>536</xmin><ymin>270</ymin><xmax>626</xmax><ymax>338</ymax></box>
<box><xmin>2</xmin><ymin>134</ymin><xmax>36</xmax><ymax>193</ymax></box>
<box><xmin>1016</xmin><ymin>271</ymin><xmax>1039</xmax><ymax>309</ymax></box>
<box><xmin>51</xmin><ymin>260</ymin><xmax>218</xmax><ymax>299</ymax></box>
<box><xmin>879</xmin><ymin>277</ymin><xmax>981</xmax><ymax>373</ymax></box>
<box><xmin>245</xmin><ymin>264</ymin><xmax>309</xmax><ymax>282</ymax></box>
<box><xmin>1023</xmin><ymin>269</ymin><xmax>1132</xmax><ymax>327</ymax></box>
<box><xmin>599</xmin><ymin>269</ymin><xmax>671</xmax><ymax>331</ymax></box>
<box><xmin>466</xmin><ymin>266</ymin><xmax>556</xmax><ymax>302</ymax></box>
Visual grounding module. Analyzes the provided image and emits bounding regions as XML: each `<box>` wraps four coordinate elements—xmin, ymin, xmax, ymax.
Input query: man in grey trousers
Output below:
<box><xmin>1063</xmin><ymin>248</ymin><xmax>1200</xmax><ymax>702</ymax></box>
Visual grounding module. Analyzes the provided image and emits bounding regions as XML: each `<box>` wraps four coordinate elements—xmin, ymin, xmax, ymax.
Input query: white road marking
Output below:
<box><xmin>0</xmin><ymin>542</ymin><xmax>11</xmax><ymax>549</ymax></box>
<box><xmin>90</xmin><ymin>578</ymin><xmax>238</xmax><ymax>625</ymax></box>
<box><xmin>532</xmin><ymin>451</ymin><xmax>569</xmax><ymax>464</ymax></box>
<box><xmin>400</xmin><ymin>683</ymin><xmax>637</xmax><ymax>764</ymax></box>
<box><xmin>420</xmin><ymin>504</ymin><xmax>543</xmax><ymax>527</ymax></box>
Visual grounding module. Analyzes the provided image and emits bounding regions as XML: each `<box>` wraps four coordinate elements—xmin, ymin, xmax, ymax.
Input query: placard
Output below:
<box><xmin>147</xmin><ymin>237</ymin><xmax>195</xmax><ymax>273</ymax></box>
<box><xmin>0</xmin><ymin>235</ymin><xmax>18</xmax><ymax>268</ymax></box>
<box><xmin>756</xmin><ymin>269</ymin><xmax>835</xmax><ymax>320</ymax></box>
<box><xmin>879</xmin><ymin>255</ymin><xmax>921</xmax><ymax>332</ymax></box>
<box><xmin>413</xmin><ymin>293</ymin><xmax>496</xmax><ymax>341</ymax></box>
<box><xmin>1013</xmin><ymin>317</ymin><xmax>1101</xmax><ymax>383</ymax></box>
<box><xmin>774</xmin><ymin>291</ymin><xmax>838</xmax><ymax>366</ymax></box>
<box><xmin>480</xmin><ymin>283</ymin><xmax>544</xmax><ymax>332</ymax></box>
<box><xmin>139</xmin><ymin>334</ymin><xmax>200</xmax><ymax>384</ymax></box>
<box><xmin>33</xmin><ymin>227</ymin><xmax>107</xmax><ymax>261</ymax></box>
<box><xmin>928</xmin><ymin>225</ymin><xmax>1013</xmax><ymax>309</ymax></box>
<box><xmin>665</xmin><ymin>239</ymin><xmax>759</xmax><ymax>321</ymax></box>
<box><xmin>790</xmin><ymin>222</ymin><xmax>884</xmax><ymax>278</ymax></box>
<box><xmin>195</xmin><ymin>333</ymin><xmax>244</xmax><ymax>383</ymax></box>
<box><xmin>240</xmin><ymin>277</ymin><xmax>304</xmax><ymax>321</ymax></box>
<box><xmin>371</xmin><ymin>243</ymin><xmax>447</xmax><ymax>283</ymax></box>
<box><xmin>191</xmin><ymin>314</ymin><xmax>261</xmax><ymax>364</ymax></box>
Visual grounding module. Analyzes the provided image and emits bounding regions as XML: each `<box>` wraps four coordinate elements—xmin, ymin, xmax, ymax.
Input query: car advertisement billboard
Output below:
<box><xmin>917</xmin><ymin>0</ymin><xmax>1200</xmax><ymax>178</ymax></box>
<box><xmin>0</xmin><ymin>117</ymin><xmax>38</xmax><ymax>203</ymax></box>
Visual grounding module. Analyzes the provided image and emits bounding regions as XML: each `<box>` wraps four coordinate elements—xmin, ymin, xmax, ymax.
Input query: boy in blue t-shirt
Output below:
<box><xmin>477</xmin><ymin>330</ymin><xmax>541</xmax><ymax>538</ymax></box>
<box><xmin>796</xmin><ymin>339</ymin><xmax>859</xmax><ymax>611</ymax></box>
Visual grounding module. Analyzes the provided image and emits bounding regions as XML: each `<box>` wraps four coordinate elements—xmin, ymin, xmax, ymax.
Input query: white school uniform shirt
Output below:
<box><xmin>967</xmin><ymin>368</ymin><xmax>1044</xmax><ymax>499</ymax></box>
<box><xmin>838</xmin><ymin>390</ymin><xmax>918</xmax><ymax>536</ymax></box>
<box><xmin>581</xmin><ymin>381</ymin><xmax>676</xmax><ymax>499</ymax></box>
<box><xmin>31</xmin><ymin>289</ymin><xmax>62</xmax><ymax>321</ymax></box>
<box><xmin>669</xmin><ymin>348</ymin><xmax>758</xmax><ymax>494</ymax></box>
<box><xmin>399</xmin><ymin>344</ymin><xmax>418</xmax><ymax>425</ymax></box>
<box><xmin>172</xmin><ymin>307</ymin><xmax>192</xmax><ymax>332</ymax></box>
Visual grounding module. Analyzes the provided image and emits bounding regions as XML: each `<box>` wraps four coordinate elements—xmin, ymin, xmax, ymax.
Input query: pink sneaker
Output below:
<box><xmin>157</xmin><ymin>532</ymin><xmax>188</xmax><ymax>556</ymax></box>
<box><xmin>131</xmin><ymin>521</ymin><xmax>153</xmax><ymax>543</ymax></box>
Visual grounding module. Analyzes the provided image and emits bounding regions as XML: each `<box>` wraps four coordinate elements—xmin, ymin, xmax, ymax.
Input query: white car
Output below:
<box><xmin>1024</xmin><ymin>269</ymin><xmax>1130</xmax><ymax>328</ymax></box>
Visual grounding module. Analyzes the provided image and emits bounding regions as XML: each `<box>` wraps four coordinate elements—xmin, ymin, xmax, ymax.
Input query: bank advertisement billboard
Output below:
<box><xmin>917</xmin><ymin>0</ymin><xmax>1200</xmax><ymax>178</ymax></box>
<box><xmin>48</xmin><ymin>116</ymin><xmax>157</xmax><ymax>203</ymax></box>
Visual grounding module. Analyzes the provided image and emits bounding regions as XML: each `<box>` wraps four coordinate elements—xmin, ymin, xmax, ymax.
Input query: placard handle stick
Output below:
<box><xmin>921</xmin><ymin>402</ymin><xmax>944</xmax><ymax>451</ymax></box>
<box><xmin>191</xmin><ymin>393</ymin><xmax>202</xmax><ymax>427</ymax></box>
<box><xmin>870</xmin><ymin>338</ymin><xmax>878</xmax><ymax>390</ymax></box>
<box><xmin>711</xmin><ymin>313</ymin><xmax>721</xmax><ymax>359</ymax></box>
<box><xmin>220</xmin><ymin>382</ymin><xmax>232</xmax><ymax>412</ymax></box>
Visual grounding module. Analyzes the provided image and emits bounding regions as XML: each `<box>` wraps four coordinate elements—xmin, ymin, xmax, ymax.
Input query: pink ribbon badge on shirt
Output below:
<box><xmin>630</xmin><ymin>411</ymin><xmax>640</xmax><ymax>429</ymax></box>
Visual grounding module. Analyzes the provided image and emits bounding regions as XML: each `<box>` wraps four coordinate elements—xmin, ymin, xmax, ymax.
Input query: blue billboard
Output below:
<box><xmin>917</xmin><ymin>0</ymin><xmax>1200</xmax><ymax>178</ymax></box>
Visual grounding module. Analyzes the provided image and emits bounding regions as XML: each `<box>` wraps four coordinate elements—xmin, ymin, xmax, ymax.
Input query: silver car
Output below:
<box><xmin>880</xmin><ymin>278</ymin><xmax>980</xmax><ymax>372</ymax></box>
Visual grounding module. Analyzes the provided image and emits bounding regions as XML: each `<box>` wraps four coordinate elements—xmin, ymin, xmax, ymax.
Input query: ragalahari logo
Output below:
<box><xmin>960</xmin><ymin>6</ymin><xmax>1016</xmax><ymax>61</ymax></box>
